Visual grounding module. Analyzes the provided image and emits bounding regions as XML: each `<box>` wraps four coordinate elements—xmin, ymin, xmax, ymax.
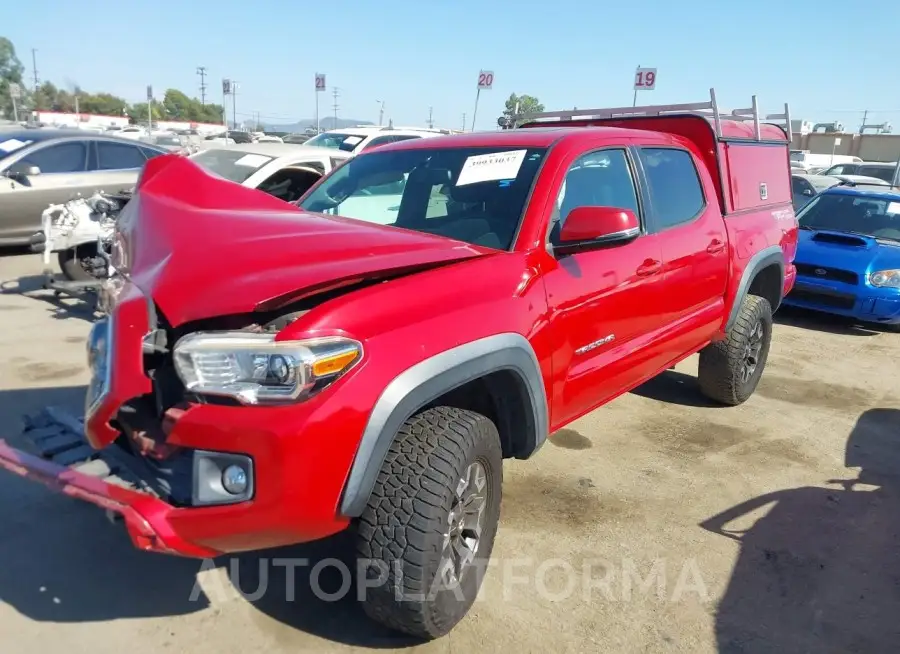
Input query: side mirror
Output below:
<box><xmin>803</xmin><ymin>188</ymin><xmax>814</xmax><ymax>196</ymax></box>
<box><xmin>556</xmin><ymin>206</ymin><xmax>640</xmax><ymax>254</ymax></box>
<box><xmin>6</xmin><ymin>162</ymin><xmax>41</xmax><ymax>182</ymax></box>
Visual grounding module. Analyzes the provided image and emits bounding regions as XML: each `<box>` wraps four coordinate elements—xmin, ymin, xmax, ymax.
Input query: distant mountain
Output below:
<box><xmin>263</xmin><ymin>117</ymin><xmax>374</xmax><ymax>133</ymax></box>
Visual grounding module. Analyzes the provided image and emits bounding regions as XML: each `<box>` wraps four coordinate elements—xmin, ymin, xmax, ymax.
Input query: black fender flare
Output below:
<box><xmin>339</xmin><ymin>332</ymin><xmax>549</xmax><ymax>518</ymax></box>
<box><xmin>725</xmin><ymin>245</ymin><xmax>785</xmax><ymax>332</ymax></box>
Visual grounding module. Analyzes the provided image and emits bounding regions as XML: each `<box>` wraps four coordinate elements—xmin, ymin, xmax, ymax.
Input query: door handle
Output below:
<box><xmin>707</xmin><ymin>239</ymin><xmax>726</xmax><ymax>254</ymax></box>
<box><xmin>636</xmin><ymin>259</ymin><xmax>662</xmax><ymax>276</ymax></box>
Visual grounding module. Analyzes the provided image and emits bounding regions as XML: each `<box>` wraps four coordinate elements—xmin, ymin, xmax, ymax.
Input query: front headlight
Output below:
<box><xmin>173</xmin><ymin>332</ymin><xmax>362</xmax><ymax>405</ymax></box>
<box><xmin>868</xmin><ymin>269</ymin><xmax>900</xmax><ymax>288</ymax></box>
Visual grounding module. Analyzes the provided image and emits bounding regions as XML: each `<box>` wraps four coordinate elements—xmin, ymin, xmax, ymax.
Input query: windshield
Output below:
<box><xmin>191</xmin><ymin>149</ymin><xmax>272</xmax><ymax>183</ymax></box>
<box><xmin>798</xmin><ymin>192</ymin><xmax>900</xmax><ymax>241</ymax></box>
<box><xmin>299</xmin><ymin>145</ymin><xmax>547</xmax><ymax>250</ymax></box>
<box><xmin>305</xmin><ymin>132</ymin><xmax>367</xmax><ymax>152</ymax></box>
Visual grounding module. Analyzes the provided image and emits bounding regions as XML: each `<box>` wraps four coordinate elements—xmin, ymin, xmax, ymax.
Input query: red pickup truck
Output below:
<box><xmin>0</xmin><ymin>90</ymin><xmax>797</xmax><ymax>639</ymax></box>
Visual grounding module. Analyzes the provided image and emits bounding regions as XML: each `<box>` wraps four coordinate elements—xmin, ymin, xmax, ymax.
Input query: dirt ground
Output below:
<box><xmin>0</xmin><ymin>249</ymin><xmax>897</xmax><ymax>654</ymax></box>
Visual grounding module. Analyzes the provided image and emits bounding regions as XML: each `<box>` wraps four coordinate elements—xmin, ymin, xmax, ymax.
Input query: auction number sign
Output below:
<box><xmin>315</xmin><ymin>73</ymin><xmax>326</xmax><ymax>92</ymax></box>
<box><xmin>477</xmin><ymin>70</ymin><xmax>494</xmax><ymax>90</ymax></box>
<box><xmin>633</xmin><ymin>67</ymin><xmax>657</xmax><ymax>91</ymax></box>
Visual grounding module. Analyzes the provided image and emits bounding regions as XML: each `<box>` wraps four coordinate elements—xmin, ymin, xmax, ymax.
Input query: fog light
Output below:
<box><xmin>222</xmin><ymin>465</ymin><xmax>248</xmax><ymax>495</ymax></box>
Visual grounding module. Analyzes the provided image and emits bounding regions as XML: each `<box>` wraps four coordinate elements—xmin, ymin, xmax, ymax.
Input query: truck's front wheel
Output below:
<box><xmin>698</xmin><ymin>294</ymin><xmax>773</xmax><ymax>405</ymax></box>
<box><xmin>356</xmin><ymin>406</ymin><xmax>502</xmax><ymax>640</ymax></box>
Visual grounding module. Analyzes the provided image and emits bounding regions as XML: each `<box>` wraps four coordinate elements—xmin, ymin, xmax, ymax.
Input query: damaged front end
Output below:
<box><xmin>0</xmin><ymin>153</ymin><xmax>492</xmax><ymax>557</ymax></box>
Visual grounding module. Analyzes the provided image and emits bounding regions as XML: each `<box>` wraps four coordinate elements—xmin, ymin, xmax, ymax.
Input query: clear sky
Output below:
<box><xmin>5</xmin><ymin>0</ymin><xmax>899</xmax><ymax>131</ymax></box>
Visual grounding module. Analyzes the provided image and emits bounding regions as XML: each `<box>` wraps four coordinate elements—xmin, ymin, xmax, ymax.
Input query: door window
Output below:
<box><xmin>637</xmin><ymin>148</ymin><xmax>705</xmax><ymax>230</ymax></box>
<box><xmin>20</xmin><ymin>142</ymin><xmax>88</xmax><ymax>173</ymax></box>
<box><xmin>550</xmin><ymin>149</ymin><xmax>640</xmax><ymax>244</ymax></box>
<box><xmin>97</xmin><ymin>142</ymin><xmax>147</xmax><ymax>170</ymax></box>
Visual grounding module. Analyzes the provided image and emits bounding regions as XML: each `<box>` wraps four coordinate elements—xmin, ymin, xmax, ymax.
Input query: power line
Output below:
<box><xmin>196</xmin><ymin>66</ymin><xmax>208</xmax><ymax>105</ymax></box>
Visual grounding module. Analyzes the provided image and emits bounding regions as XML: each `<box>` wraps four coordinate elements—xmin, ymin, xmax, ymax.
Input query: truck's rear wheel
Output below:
<box><xmin>698</xmin><ymin>294</ymin><xmax>773</xmax><ymax>406</ymax></box>
<box><xmin>356</xmin><ymin>406</ymin><xmax>502</xmax><ymax>640</ymax></box>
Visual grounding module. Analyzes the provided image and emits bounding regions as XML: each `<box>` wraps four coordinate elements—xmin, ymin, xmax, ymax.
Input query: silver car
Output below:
<box><xmin>0</xmin><ymin>130</ymin><xmax>167</xmax><ymax>245</ymax></box>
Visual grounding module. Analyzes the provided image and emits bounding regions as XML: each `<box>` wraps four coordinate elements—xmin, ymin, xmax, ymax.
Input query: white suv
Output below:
<box><xmin>304</xmin><ymin>126</ymin><xmax>452</xmax><ymax>155</ymax></box>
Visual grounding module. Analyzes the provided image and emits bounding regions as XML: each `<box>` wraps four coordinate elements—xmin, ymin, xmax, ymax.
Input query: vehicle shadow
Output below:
<box><xmin>0</xmin><ymin>246</ymin><xmax>33</xmax><ymax>258</ymax></box>
<box><xmin>0</xmin><ymin>385</ymin><xmax>210</xmax><ymax>623</ymax></box>
<box><xmin>0</xmin><ymin>384</ymin><xmax>418</xmax><ymax>647</ymax></box>
<box><xmin>700</xmin><ymin>407</ymin><xmax>900</xmax><ymax>653</ymax></box>
<box><xmin>0</xmin><ymin>275</ymin><xmax>99</xmax><ymax>323</ymax></box>
<box><xmin>775</xmin><ymin>305</ymin><xmax>879</xmax><ymax>337</ymax></box>
<box><xmin>630</xmin><ymin>370</ymin><xmax>723</xmax><ymax>408</ymax></box>
<box><xmin>223</xmin><ymin>533</ymin><xmax>422</xmax><ymax>648</ymax></box>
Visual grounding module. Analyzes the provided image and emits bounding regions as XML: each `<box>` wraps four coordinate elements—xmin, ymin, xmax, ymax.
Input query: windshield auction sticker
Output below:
<box><xmin>456</xmin><ymin>149</ymin><xmax>527</xmax><ymax>186</ymax></box>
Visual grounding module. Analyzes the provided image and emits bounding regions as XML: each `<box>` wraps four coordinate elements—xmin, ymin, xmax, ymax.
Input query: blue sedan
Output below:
<box><xmin>783</xmin><ymin>184</ymin><xmax>900</xmax><ymax>329</ymax></box>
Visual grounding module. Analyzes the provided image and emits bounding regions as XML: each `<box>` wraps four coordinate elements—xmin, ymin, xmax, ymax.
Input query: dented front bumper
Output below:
<box><xmin>0</xmin><ymin>408</ymin><xmax>218</xmax><ymax>558</ymax></box>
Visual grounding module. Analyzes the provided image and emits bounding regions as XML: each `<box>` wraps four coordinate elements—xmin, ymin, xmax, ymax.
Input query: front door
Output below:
<box><xmin>541</xmin><ymin>147</ymin><xmax>668</xmax><ymax>427</ymax></box>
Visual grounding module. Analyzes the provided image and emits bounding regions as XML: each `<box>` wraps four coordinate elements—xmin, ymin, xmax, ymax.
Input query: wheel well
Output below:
<box><xmin>423</xmin><ymin>370</ymin><xmax>535</xmax><ymax>459</ymax></box>
<box><xmin>748</xmin><ymin>263</ymin><xmax>782</xmax><ymax>311</ymax></box>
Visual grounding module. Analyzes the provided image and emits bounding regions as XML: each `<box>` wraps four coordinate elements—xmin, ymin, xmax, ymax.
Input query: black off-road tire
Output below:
<box><xmin>698</xmin><ymin>294</ymin><xmax>773</xmax><ymax>406</ymax></box>
<box><xmin>356</xmin><ymin>406</ymin><xmax>503</xmax><ymax>640</ymax></box>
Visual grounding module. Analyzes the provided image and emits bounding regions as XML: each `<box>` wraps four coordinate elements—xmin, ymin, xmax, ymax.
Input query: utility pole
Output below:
<box><xmin>376</xmin><ymin>99</ymin><xmax>385</xmax><ymax>126</ymax></box>
<box><xmin>231</xmin><ymin>81</ymin><xmax>238</xmax><ymax>131</ymax></box>
<box><xmin>427</xmin><ymin>106</ymin><xmax>434</xmax><ymax>129</ymax></box>
<box><xmin>859</xmin><ymin>109</ymin><xmax>868</xmax><ymax>135</ymax></box>
<box><xmin>31</xmin><ymin>49</ymin><xmax>39</xmax><ymax>91</ymax></box>
<box><xmin>462</xmin><ymin>113</ymin><xmax>466</xmax><ymax>132</ymax></box>
<box><xmin>196</xmin><ymin>66</ymin><xmax>208</xmax><ymax>105</ymax></box>
<box><xmin>331</xmin><ymin>87</ymin><xmax>340</xmax><ymax>130</ymax></box>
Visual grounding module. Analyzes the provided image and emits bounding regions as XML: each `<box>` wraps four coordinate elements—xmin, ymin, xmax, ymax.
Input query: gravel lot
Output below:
<box><xmin>0</xmin><ymin>249</ymin><xmax>897</xmax><ymax>654</ymax></box>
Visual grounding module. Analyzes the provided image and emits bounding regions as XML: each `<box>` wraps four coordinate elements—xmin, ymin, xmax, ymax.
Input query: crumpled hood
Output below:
<box><xmin>116</xmin><ymin>154</ymin><xmax>492</xmax><ymax>327</ymax></box>
<box><xmin>796</xmin><ymin>229</ymin><xmax>900</xmax><ymax>275</ymax></box>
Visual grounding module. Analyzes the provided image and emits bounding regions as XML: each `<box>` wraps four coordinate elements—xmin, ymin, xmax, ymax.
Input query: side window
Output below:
<box><xmin>21</xmin><ymin>142</ymin><xmax>88</xmax><ymax>173</ymax></box>
<box><xmin>551</xmin><ymin>149</ymin><xmax>640</xmax><ymax>242</ymax></box>
<box><xmin>297</xmin><ymin>160</ymin><xmax>325</xmax><ymax>174</ymax></box>
<box><xmin>391</xmin><ymin>135</ymin><xmax>422</xmax><ymax>143</ymax></box>
<box><xmin>256</xmin><ymin>168</ymin><xmax>322</xmax><ymax>203</ymax></box>
<box><xmin>637</xmin><ymin>148</ymin><xmax>705</xmax><ymax>230</ymax></box>
<box><xmin>97</xmin><ymin>142</ymin><xmax>147</xmax><ymax>170</ymax></box>
<box><xmin>330</xmin><ymin>157</ymin><xmax>346</xmax><ymax>170</ymax></box>
<box><xmin>139</xmin><ymin>146</ymin><xmax>165</xmax><ymax>160</ymax></box>
<box><xmin>791</xmin><ymin>177</ymin><xmax>808</xmax><ymax>195</ymax></box>
<box><xmin>361</xmin><ymin>135</ymin><xmax>396</xmax><ymax>152</ymax></box>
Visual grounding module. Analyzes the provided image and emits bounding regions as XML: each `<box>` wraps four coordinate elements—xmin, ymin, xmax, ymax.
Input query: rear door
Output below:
<box><xmin>541</xmin><ymin>145</ymin><xmax>667</xmax><ymax>426</ymax></box>
<box><xmin>634</xmin><ymin>145</ymin><xmax>728</xmax><ymax>350</ymax></box>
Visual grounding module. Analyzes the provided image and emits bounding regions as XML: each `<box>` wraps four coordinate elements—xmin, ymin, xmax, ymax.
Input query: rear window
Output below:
<box><xmin>305</xmin><ymin>132</ymin><xmax>367</xmax><ymax>152</ymax></box>
<box><xmin>638</xmin><ymin>148</ymin><xmax>705</xmax><ymax>229</ymax></box>
<box><xmin>858</xmin><ymin>165</ymin><xmax>896</xmax><ymax>183</ymax></box>
<box><xmin>191</xmin><ymin>149</ymin><xmax>272</xmax><ymax>183</ymax></box>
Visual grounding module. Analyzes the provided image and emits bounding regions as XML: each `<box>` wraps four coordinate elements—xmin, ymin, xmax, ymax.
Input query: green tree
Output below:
<box><xmin>79</xmin><ymin>92</ymin><xmax>128</xmax><ymax>116</ymax></box>
<box><xmin>0</xmin><ymin>36</ymin><xmax>26</xmax><ymax>119</ymax></box>
<box><xmin>503</xmin><ymin>93</ymin><xmax>544</xmax><ymax>119</ymax></box>
<box><xmin>128</xmin><ymin>102</ymin><xmax>165</xmax><ymax>124</ymax></box>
